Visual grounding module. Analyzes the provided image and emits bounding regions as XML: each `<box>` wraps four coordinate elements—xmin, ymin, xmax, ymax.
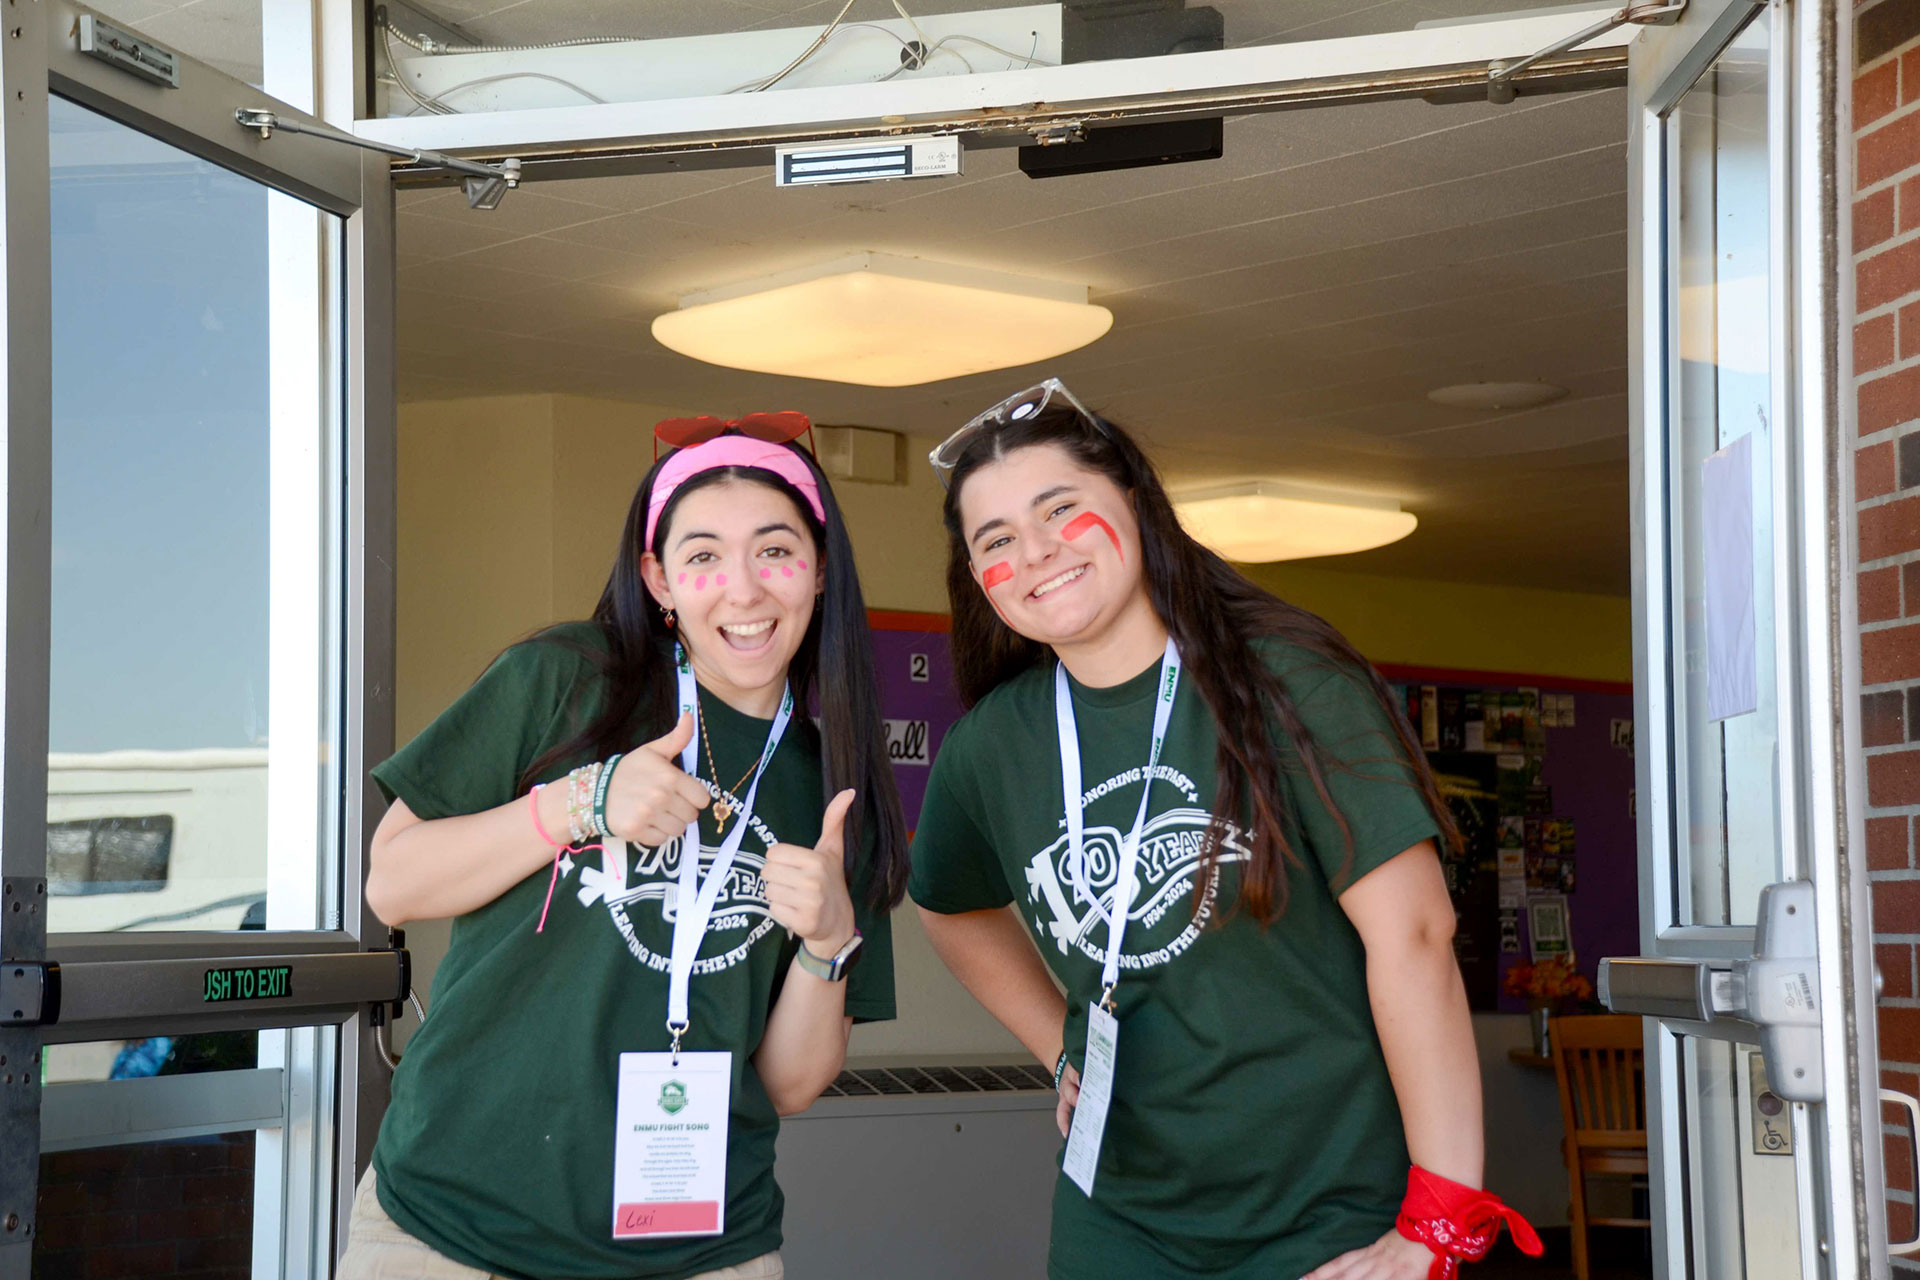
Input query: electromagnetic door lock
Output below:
<box><xmin>1599</xmin><ymin>880</ymin><xmax>1823</xmax><ymax>1103</ymax></box>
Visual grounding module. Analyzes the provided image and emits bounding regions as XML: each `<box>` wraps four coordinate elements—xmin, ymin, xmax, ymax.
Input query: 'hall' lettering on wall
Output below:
<box><xmin>883</xmin><ymin>720</ymin><xmax>930</xmax><ymax>766</ymax></box>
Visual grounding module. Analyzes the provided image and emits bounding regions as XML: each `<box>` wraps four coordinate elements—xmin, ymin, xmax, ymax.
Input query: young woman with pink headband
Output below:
<box><xmin>344</xmin><ymin>419</ymin><xmax>907</xmax><ymax>1280</ymax></box>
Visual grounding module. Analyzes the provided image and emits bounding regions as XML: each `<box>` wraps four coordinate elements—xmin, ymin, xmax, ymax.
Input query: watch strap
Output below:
<box><xmin>795</xmin><ymin>930</ymin><xmax>862</xmax><ymax>982</ymax></box>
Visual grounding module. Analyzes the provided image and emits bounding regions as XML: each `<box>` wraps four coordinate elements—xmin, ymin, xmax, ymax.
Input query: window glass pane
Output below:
<box><xmin>1680</xmin><ymin>1037</ymin><xmax>1802</xmax><ymax>1280</ymax></box>
<box><xmin>43</xmin><ymin>1034</ymin><xmax>261</xmax><ymax>1083</ymax></box>
<box><xmin>35</xmin><ymin>1132</ymin><xmax>257</xmax><ymax>1279</ymax></box>
<box><xmin>1667</xmin><ymin>10</ymin><xmax>1774</xmax><ymax>928</ymax></box>
<box><xmin>47</xmin><ymin>97</ymin><xmax>340</xmax><ymax>933</ymax></box>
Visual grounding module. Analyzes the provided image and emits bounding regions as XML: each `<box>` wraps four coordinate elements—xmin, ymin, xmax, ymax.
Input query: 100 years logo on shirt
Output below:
<box><xmin>568</xmin><ymin>778</ymin><xmax>780</xmax><ymax>976</ymax></box>
<box><xmin>1025</xmin><ymin>765</ymin><xmax>1251</xmax><ymax>972</ymax></box>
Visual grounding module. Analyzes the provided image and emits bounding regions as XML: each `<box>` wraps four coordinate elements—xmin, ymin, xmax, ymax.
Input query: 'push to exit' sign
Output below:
<box><xmin>203</xmin><ymin>965</ymin><xmax>293</xmax><ymax>1003</ymax></box>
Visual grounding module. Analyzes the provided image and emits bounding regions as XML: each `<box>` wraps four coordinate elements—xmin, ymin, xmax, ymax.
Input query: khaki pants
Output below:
<box><xmin>339</xmin><ymin>1169</ymin><xmax>783</xmax><ymax>1280</ymax></box>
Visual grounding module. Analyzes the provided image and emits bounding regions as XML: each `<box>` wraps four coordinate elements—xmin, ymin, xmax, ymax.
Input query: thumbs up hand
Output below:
<box><xmin>603</xmin><ymin>712</ymin><xmax>712</xmax><ymax>848</ymax></box>
<box><xmin>762</xmin><ymin>789</ymin><xmax>857</xmax><ymax>957</ymax></box>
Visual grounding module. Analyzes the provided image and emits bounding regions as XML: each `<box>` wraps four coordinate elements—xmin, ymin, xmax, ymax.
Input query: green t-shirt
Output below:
<box><xmin>369</xmin><ymin>623</ymin><xmax>895</xmax><ymax>1280</ymax></box>
<box><xmin>908</xmin><ymin>643</ymin><xmax>1439</xmax><ymax>1280</ymax></box>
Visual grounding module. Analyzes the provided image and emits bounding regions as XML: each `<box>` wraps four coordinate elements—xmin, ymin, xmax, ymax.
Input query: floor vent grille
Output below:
<box><xmin>824</xmin><ymin>1063</ymin><xmax>1056</xmax><ymax>1097</ymax></box>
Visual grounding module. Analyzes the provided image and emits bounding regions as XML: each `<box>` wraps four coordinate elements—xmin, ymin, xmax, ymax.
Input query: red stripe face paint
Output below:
<box><xmin>978</xmin><ymin>561</ymin><xmax>1015</xmax><ymax>624</ymax></box>
<box><xmin>1062</xmin><ymin>511</ymin><xmax>1124</xmax><ymax>561</ymax></box>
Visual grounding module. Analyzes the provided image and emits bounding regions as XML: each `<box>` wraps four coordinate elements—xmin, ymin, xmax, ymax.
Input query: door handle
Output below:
<box><xmin>1883</xmin><ymin>1089</ymin><xmax>1920</xmax><ymax>1256</ymax></box>
<box><xmin>1600</xmin><ymin>881</ymin><xmax>1823</xmax><ymax>1102</ymax></box>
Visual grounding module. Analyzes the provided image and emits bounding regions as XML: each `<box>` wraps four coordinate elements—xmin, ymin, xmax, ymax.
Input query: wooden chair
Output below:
<box><xmin>1550</xmin><ymin>1014</ymin><xmax>1651</xmax><ymax>1280</ymax></box>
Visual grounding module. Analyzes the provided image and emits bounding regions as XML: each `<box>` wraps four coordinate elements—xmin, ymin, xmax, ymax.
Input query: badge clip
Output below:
<box><xmin>667</xmin><ymin>1018</ymin><xmax>687</xmax><ymax>1067</ymax></box>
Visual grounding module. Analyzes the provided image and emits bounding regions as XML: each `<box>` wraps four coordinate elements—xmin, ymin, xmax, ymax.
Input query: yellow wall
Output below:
<box><xmin>395</xmin><ymin>394</ymin><xmax>559</xmax><ymax>745</ymax></box>
<box><xmin>1241</xmin><ymin>562</ymin><xmax>1632</xmax><ymax>684</ymax></box>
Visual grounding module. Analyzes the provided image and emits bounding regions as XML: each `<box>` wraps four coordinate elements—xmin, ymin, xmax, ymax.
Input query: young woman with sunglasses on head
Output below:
<box><xmin>909</xmin><ymin>383</ymin><xmax>1541</xmax><ymax>1280</ymax></box>
<box><xmin>344</xmin><ymin>416</ymin><xmax>907</xmax><ymax>1280</ymax></box>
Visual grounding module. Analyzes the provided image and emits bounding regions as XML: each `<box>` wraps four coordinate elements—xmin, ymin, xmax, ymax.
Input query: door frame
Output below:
<box><xmin>349</xmin><ymin>4</ymin><xmax>1642</xmax><ymax>179</ymax></box>
<box><xmin>0</xmin><ymin>4</ymin><xmax>397</xmax><ymax>1277</ymax></box>
<box><xmin>1623</xmin><ymin>0</ymin><xmax>1879</xmax><ymax>1274</ymax></box>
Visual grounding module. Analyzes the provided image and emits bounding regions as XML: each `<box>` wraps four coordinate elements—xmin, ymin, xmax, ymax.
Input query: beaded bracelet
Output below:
<box><xmin>591</xmin><ymin>753</ymin><xmax>624</xmax><ymax>839</ymax></box>
<box><xmin>565</xmin><ymin>762</ymin><xmax>599</xmax><ymax>845</ymax></box>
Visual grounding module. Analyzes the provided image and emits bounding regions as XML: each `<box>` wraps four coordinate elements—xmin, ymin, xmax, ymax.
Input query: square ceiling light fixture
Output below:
<box><xmin>1173</xmin><ymin>481</ymin><xmax>1418</xmax><ymax>563</ymax></box>
<box><xmin>650</xmin><ymin>252</ymin><xmax>1114</xmax><ymax>387</ymax></box>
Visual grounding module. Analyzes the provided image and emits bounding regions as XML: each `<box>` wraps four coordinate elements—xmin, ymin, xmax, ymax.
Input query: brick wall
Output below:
<box><xmin>1857</xmin><ymin>0</ymin><xmax>1920</xmax><ymax>1262</ymax></box>
<box><xmin>32</xmin><ymin>1134</ymin><xmax>254</xmax><ymax>1279</ymax></box>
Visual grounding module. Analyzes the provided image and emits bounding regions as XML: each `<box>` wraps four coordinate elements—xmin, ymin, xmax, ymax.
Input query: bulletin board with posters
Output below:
<box><xmin>1381</xmin><ymin>668</ymin><xmax>1638</xmax><ymax>1013</ymax></box>
<box><xmin>866</xmin><ymin>616</ymin><xmax>1639</xmax><ymax>1015</ymax></box>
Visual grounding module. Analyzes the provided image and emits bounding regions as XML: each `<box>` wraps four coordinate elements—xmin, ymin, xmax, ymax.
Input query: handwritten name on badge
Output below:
<box><xmin>614</xmin><ymin>1051</ymin><xmax>731</xmax><ymax>1239</ymax></box>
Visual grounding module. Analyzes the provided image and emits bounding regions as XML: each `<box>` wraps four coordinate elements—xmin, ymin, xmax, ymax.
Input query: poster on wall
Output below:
<box><xmin>1426</xmin><ymin>752</ymin><xmax>1499</xmax><ymax>1009</ymax></box>
<box><xmin>1527</xmin><ymin>895</ymin><xmax>1572</xmax><ymax>960</ymax></box>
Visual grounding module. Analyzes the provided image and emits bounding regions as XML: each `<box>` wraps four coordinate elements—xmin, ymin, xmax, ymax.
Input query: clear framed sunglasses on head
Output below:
<box><xmin>928</xmin><ymin>378</ymin><xmax>1106</xmax><ymax>488</ymax></box>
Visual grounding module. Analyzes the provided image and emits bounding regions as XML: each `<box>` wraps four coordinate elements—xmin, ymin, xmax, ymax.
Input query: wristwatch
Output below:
<box><xmin>795</xmin><ymin>930</ymin><xmax>863</xmax><ymax>982</ymax></box>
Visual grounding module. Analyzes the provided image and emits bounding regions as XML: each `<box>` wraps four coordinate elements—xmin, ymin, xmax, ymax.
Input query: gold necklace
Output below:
<box><xmin>699</xmin><ymin>705</ymin><xmax>759</xmax><ymax>832</ymax></box>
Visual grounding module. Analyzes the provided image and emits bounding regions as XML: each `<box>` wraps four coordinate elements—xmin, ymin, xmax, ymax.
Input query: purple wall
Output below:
<box><xmin>868</xmin><ymin>620</ymin><xmax>1641</xmax><ymax>1012</ymax></box>
<box><xmin>868</xmin><ymin>618</ymin><xmax>966</xmax><ymax>830</ymax></box>
<box><xmin>1533</xmin><ymin>689</ymin><xmax>1638</xmax><ymax>1008</ymax></box>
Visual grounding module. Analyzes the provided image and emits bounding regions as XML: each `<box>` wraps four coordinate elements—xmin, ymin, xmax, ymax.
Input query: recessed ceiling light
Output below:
<box><xmin>1426</xmin><ymin>381</ymin><xmax>1568</xmax><ymax>411</ymax></box>
<box><xmin>651</xmin><ymin>252</ymin><xmax>1113</xmax><ymax>387</ymax></box>
<box><xmin>1172</xmin><ymin>481</ymin><xmax>1417</xmax><ymax>563</ymax></box>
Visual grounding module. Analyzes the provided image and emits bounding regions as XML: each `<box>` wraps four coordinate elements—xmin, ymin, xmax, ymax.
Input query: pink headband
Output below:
<box><xmin>645</xmin><ymin>435</ymin><xmax>826</xmax><ymax>549</ymax></box>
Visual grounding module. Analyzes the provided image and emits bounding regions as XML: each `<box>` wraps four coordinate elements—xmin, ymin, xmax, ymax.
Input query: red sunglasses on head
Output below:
<box><xmin>653</xmin><ymin>411</ymin><xmax>815</xmax><ymax>460</ymax></box>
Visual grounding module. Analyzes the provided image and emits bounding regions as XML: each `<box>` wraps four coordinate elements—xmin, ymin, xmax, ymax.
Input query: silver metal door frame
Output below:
<box><xmin>1622</xmin><ymin>0</ymin><xmax>1880</xmax><ymax>1274</ymax></box>
<box><xmin>0</xmin><ymin>4</ymin><xmax>396</xmax><ymax>1276</ymax></box>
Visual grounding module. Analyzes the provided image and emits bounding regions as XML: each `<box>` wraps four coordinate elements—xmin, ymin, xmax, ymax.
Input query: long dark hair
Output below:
<box><xmin>941</xmin><ymin>405</ymin><xmax>1458</xmax><ymax>923</ymax></box>
<box><xmin>520</xmin><ymin>441</ymin><xmax>909</xmax><ymax>910</ymax></box>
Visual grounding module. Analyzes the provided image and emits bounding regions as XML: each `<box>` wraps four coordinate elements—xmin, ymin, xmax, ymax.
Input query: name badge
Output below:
<box><xmin>612</xmin><ymin>1051</ymin><xmax>731</xmax><ymax>1239</ymax></box>
<box><xmin>1061</xmin><ymin>1002</ymin><xmax>1119</xmax><ymax>1197</ymax></box>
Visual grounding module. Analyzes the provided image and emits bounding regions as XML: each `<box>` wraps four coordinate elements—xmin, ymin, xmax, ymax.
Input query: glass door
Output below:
<box><xmin>0</xmin><ymin>4</ymin><xmax>397</xmax><ymax>1278</ymax></box>
<box><xmin>1605</xmin><ymin>1</ymin><xmax>1885</xmax><ymax>1277</ymax></box>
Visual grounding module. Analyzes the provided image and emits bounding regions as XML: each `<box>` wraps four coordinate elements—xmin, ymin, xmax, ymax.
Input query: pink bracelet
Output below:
<box><xmin>528</xmin><ymin>783</ymin><xmax>562</xmax><ymax>849</ymax></box>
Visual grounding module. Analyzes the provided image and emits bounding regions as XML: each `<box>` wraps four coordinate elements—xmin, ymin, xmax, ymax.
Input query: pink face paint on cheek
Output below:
<box><xmin>760</xmin><ymin>567</ymin><xmax>772</xmax><ymax>579</ymax></box>
<box><xmin>1062</xmin><ymin>511</ymin><xmax>1124</xmax><ymax>561</ymax></box>
<box><xmin>797</xmin><ymin>560</ymin><xmax>808</xmax><ymax>571</ymax></box>
<box><xmin>981</xmin><ymin>562</ymin><xmax>1014</xmax><ymax>590</ymax></box>
<box><xmin>715</xmin><ymin>573</ymin><xmax>727</xmax><ymax>587</ymax></box>
<box><xmin>781</xmin><ymin>565</ymin><xmax>794</xmax><ymax>578</ymax></box>
<box><xmin>694</xmin><ymin>575</ymin><xmax>707</xmax><ymax>591</ymax></box>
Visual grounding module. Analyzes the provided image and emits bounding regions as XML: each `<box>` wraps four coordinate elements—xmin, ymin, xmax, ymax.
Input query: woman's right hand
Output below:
<box><xmin>1056</xmin><ymin>1063</ymin><xmax>1080</xmax><ymax>1137</ymax></box>
<box><xmin>603</xmin><ymin>712</ymin><xmax>711</xmax><ymax>847</ymax></box>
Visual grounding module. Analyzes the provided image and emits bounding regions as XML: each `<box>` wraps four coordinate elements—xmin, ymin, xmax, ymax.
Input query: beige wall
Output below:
<box><xmin>390</xmin><ymin>392</ymin><xmax>1630</xmax><ymax>1072</ymax></box>
<box><xmin>397</xmin><ymin>393</ymin><xmax>1631</xmax><ymax>747</ymax></box>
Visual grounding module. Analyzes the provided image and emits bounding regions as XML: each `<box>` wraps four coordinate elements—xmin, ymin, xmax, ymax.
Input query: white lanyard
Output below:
<box><xmin>665</xmin><ymin>644</ymin><xmax>792</xmax><ymax>1051</ymax></box>
<box><xmin>1054</xmin><ymin>639</ymin><xmax>1182</xmax><ymax>1003</ymax></box>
